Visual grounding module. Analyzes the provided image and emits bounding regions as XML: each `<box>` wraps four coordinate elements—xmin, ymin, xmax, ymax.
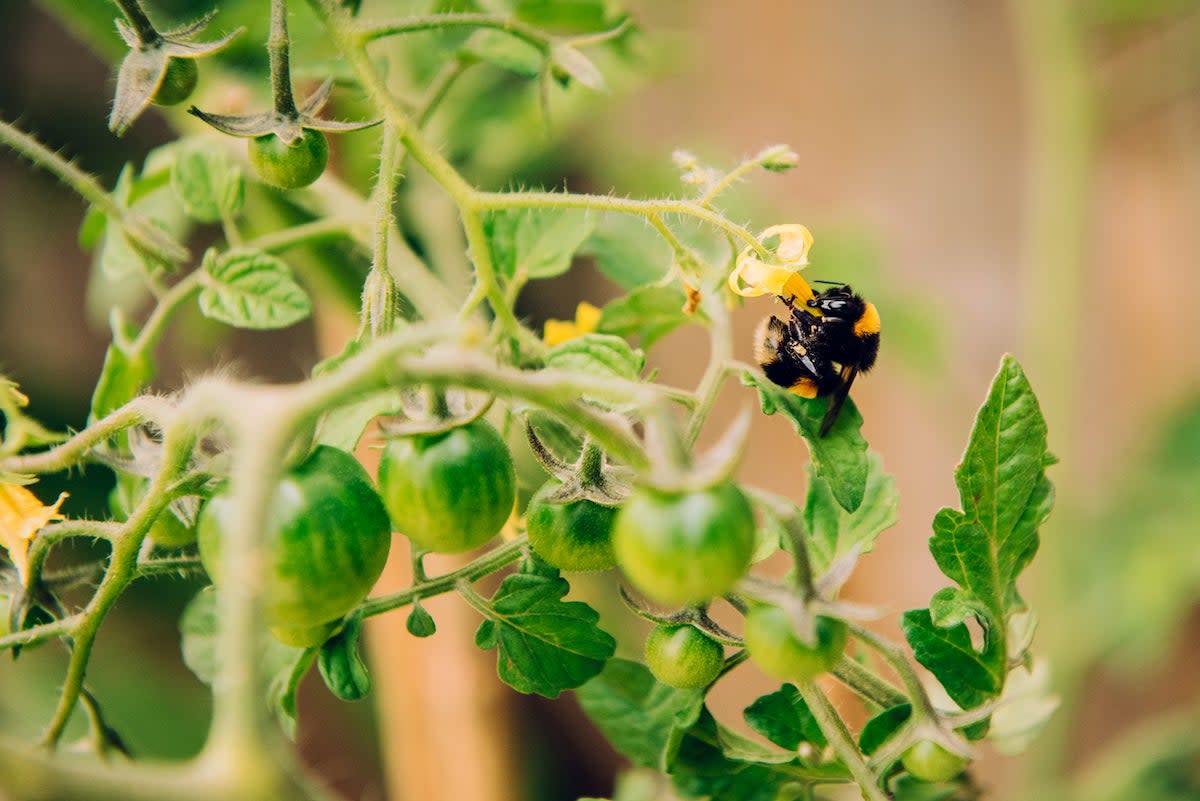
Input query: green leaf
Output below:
<box><xmin>988</xmin><ymin>660</ymin><xmax>1059</xmax><ymax>755</ymax></box>
<box><xmin>318</xmin><ymin>613</ymin><xmax>371</xmax><ymax>701</ymax></box>
<box><xmin>460</xmin><ymin>29</ymin><xmax>543</xmax><ymax>77</ymax></box>
<box><xmin>598</xmin><ymin>284</ymin><xmax>698</xmax><ymax>348</ymax></box>
<box><xmin>918</xmin><ymin>355</ymin><xmax>1053</xmax><ymax>699</ymax></box>
<box><xmin>551</xmin><ymin>43</ymin><xmax>607</xmax><ymax>91</ymax></box>
<box><xmin>89</xmin><ymin>323</ymin><xmax>155</xmax><ymax>422</ymax></box>
<box><xmin>803</xmin><ymin>450</ymin><xmax>898</xmax><ymax>577</ymax></box>
<box><xmin>743</xmin><ymin>684</ymin><xmax>826</xmax><ymax>750</ymax></box>
<box><xmin>544</xmin><ymin>333</ymin><xmax>644</xmax><ymax>382</ymax></box>
<box><xmin>858</xmin><ymin>703</ymin><xmax>912</xmax><ymax>755</ymax></box>
<box><xmin>485</xmin><ymin>207</ymin><xmax>595</xmax><ymax>281</ymax></box>
<box><xmin>582</xmin><ymin>215</ymin><xmax>670</xmax><ymax>289</ymax></box>
<box><xmin>575</xmin><ymin>658</ymin><xmax>703</xmax><ymax>771</ymax></box>
<box><xmin>471</xmin><ymin>572</ymin><xmax>616</xmax><ymax>698</ymax></box>
<box><xmin>179</xmin><ymin>588</ymin><xmax>314</xmax><ymax>738</ymax></box>
<box><xmin>888</xmin><ymin>775</ymin><xmax>963</xmax><ymax>801</ymax></box>
<box><xmin>199</xmin><ymin>249</ymin><xmax>312</xmax><ymax>329</ymax></box>
<box><xmin>515</xmin><ymin>0</ymin><xmax>613</xmax><ymax>31</ymax></box>
<box><xmin>171</xmin><ymin>147</ymin><xmax>244</xmax><ymax>223</ymax></box>
<box><xmin>314</xmin><ymin>392</ymin><xmax>405</xmax><ymax>452</ymax></box>
<box><xmin>406</xmin><ymin>602</ymin><xmax>437</xmax><ymax>638</ymax></box>
<box><xmin>741</xmin><ymin>370</ymin><xmax>869</xmax><ymax>512</ymax></box>
<box><xmin>900</xmin><ymin>609</ymin><xmax>1001</xmax><ymax>711</ymax></box>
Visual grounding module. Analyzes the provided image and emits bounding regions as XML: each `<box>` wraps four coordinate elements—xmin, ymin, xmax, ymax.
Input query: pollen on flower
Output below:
<box><xmin>543</xmin><ymin>301</ymin><xmax>602</xmax><ymax>347</ymax></box>
<box><xmin>0</xmin><ymin>483</ymin><xmax>67</xmax><ymax>582</ymax></box>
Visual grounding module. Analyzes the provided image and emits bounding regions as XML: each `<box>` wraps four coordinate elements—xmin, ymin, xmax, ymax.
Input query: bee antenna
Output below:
<box><xmin>812</xmin><ymin>279</ymin><xmax>845</xmax><ymax>286</ymax></box>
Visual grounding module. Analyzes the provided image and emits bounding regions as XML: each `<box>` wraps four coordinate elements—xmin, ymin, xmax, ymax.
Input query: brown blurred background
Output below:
<box><xmin>2</xmin><ymin>1</ymin><xmax>1200</xmax><ymax>800</ymax></box>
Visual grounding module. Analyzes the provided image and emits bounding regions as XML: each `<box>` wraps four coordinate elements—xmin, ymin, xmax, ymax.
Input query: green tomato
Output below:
<box><xmin>377</xmin><ymin>419</ymin><xmax>516</xmax><ymax>554</ymax></box>
<box><xmin>248</xmin><ymin>129</ymin><xmax>329</xmax><ymax>189</ymax></box>
<box><xmin>197</xmin><ymin>445</ymin><xmax>392</xmax><ymax>647</ymax></box>
<box><xmin>902</xmin><ymin>740</ymin><xmax>967</xmax><ymax>783</ymax></box>
<box><xmin>612</xmin><ymin>483</ymin><xmax>754</xmax><ymax>607</ymax></box>
<box><xmin>525</xmin><ymin>480</ymin><xmax>617</xmax><ymax>571</ymax></box>
<box><xmin>743</xmin><ymin>605</ymin><xmax>848</xmax><ymax>682</ymax></box>
<box><xmin>150</xmin><ymin>507</ymin><xmax>197</xmax><ymax>548</ymax></box>
<box><xmin>644</xmin><ymin>624</ymin><xmax>724</xmax><ymax>689</ymax></box>
<box><xmin>152</xmin><ymin>57</ymin><xmax>198</xmax><ymax>106</ymax></box>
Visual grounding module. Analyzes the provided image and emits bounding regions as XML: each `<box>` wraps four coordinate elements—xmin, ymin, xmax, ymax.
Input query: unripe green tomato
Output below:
<box><xmin>743</xmin><ymin>605</ymin><xmax>848</xmax><ymax>682</ymax></box>
<box><xmin>248</xmin><ymin>129</ymin><xmax>329</xmax><ymax>189</ymax></box>
<box><xmin>152</xmin><ymin>57</ymin><xmax>198</xmax><ymax>106</ymax></box>
<box><xmin>197</xmin><ymin>445</ymin><xmax>392</xmax><ymax>647</ymax></box>
<box><xmin>902</xmin><ymin>740</ymin><xmax>967</xmax><ymax>783</ymax></box>
<box><xmin>150</xmin><ymin>508</ymin><xmax>197</xmax><ymax>548</ymax></box>
<box><xmin>612</xmin><ymin>483</ymin><xmax>754</xmax><ymax>607</ymax></box>
<box><xmin>644</xmin><ymin>624</ymin><xmax>724</xmax><ymax>689</ymax></box>
<box><xmin>525</xmin><ymin>480</ymin><xmax>617</xmax><ymax>571</ymax></box>
<box><xmin>377</xmin><ymin>419</ymin><xmax>516</xmax><ymax>554</ymax></box>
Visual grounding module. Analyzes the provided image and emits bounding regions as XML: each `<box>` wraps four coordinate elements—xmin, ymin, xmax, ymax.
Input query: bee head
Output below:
<box><xmin>806</xmin><ymin>285</ymin><xmax>865</xmax><ymax>319</ymax></box>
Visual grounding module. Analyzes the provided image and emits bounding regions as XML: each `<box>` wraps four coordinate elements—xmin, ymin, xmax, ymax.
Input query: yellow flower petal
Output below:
<box><xmin>760</xmin><ymin>223</ymin><xmax>814</xmax><ymax>266</ymax></box>
<box><xmin>0</xmin><ymin>484</ymin><xmax>67</xmax><ymax>582</ymax></box>
<box><xmin>728</xmin><ymin>251</ymin><xmax>815</xmax><ymax>304</ymax></box>
<box><xmin>543</xmin><ymin>301</ymin><xmax>603</xmax><ymax>347</ymax></box>
<box><xmin>573</xmin><ymin>302</ymin><xmax>602</xmax><ymax>334</ymax></box>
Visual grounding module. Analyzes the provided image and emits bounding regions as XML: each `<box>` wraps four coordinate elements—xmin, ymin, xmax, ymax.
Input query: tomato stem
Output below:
<box><xmin>268</xmin><ymin>0</ymin><xmax>298</xmax><ymax>116</ymax></box>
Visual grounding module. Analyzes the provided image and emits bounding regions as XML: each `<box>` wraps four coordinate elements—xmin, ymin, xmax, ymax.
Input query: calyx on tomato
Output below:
<box><xmin>525</xmin><ymin>479</ymin><xmax>618</xmax><ymax>571</ymax></box>
<box><xmin>197</xmin><ymin>445</ymin><xmax>392</xmax><ymax>647</ymax></box>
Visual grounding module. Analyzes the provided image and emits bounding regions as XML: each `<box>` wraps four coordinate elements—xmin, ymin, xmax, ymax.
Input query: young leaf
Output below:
<box><xmin>406</xmin><ymin>602</ymin><xmax>436</xmax><ymax>638</ymax></box>
<box><xmin>471</xmin><ymin>572</ymin><xmax>615</xmax><ymax>698</ymax></box>
<box><xmin>583</xmin><ymin>215</ymin><xmax>670</xmax><ymax>289</ymax></box>
<box><xmin>913</xmin><ymin>355</ymin><xmax>1053</xmax><ymax>702</ymax></box>
<box><xmin>171</xmin><ymin>147</ymin><xmax>244</xmax><ymax>223</ymax></box>
<box><xmin>460</xmin><ymin>30</ymin><xmax>543</xmax><ymax>77</ymax></box>
<box><xmin>545</xmin><ymin>333</ymin><xmax>645</xmax><ymax>382</ymax></box>
<box><xmin>858</xmin><ymin>703</ymin><xmax>912</xmax><ymax>755</ymax></box>
<box><xmin>598</xmin><ymin>284</ymin><xmax>698</xmax><ymax>348</ymax></box>
<box><xmin>743</xmin><ymin>683</ymin><xmax>826</xmax><ymax>750</ymax></box>
<box><xmin>803</xmin><ymin>451</ymin><xmax>898</xmax><ymax>577</ymax></box>
<box><xmin>575</xmin><ymin>658</ymin><xmax>704</xmax><ymax>771</ymax></box>
<box><xmin>199</xmin><ymin>250</ymin><xmax>312</xmax><ymax>329</ymax></box>
<box><xmin>741</xmin><ymin>370</ymin><xmax>869</xmax><ymax>512</ymax></box>
<box><xmin>485</xmin><ymin>208</ymin><xmax>595</xmax><ymax>281</ymax></box>
<box><xmin>318</xmin><ymin>613</ymin><xmax>371</xmax><ymax>702</ymax></box>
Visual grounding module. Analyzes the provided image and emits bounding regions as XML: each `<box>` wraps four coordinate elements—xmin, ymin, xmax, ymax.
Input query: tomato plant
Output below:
<box><xmin>377</xmin><ymin>419</ymin><xmax>516</xmax><ymax>554</ymax></box>
<box><xmin>198</xmin><ymin>445</ymin><xmax>392</xmax><ymax>647</ymax></box>
<box><xmin>0</xmin><ymin>1</ymin><xmax>1064</xmax><ymax>800</ymax></box>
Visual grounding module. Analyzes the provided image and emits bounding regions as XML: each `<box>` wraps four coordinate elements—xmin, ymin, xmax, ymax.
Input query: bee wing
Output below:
<box><xmin>819</xmin><ymin>363</ymin><xmax>859</xmax><ymax>437</ymax></box>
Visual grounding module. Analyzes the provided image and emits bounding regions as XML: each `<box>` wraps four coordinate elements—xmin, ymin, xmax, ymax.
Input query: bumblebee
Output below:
<box><xmin>754</xmin><ymin>284</ymin><xmax>880</xmax><ymax>436</ymax></box>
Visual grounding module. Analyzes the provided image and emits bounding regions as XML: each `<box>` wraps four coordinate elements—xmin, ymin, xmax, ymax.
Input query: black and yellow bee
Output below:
<box><xmin>754</xmin><ymin>284</ymin><xmax>880</xmax><ymax>436</ymax></box>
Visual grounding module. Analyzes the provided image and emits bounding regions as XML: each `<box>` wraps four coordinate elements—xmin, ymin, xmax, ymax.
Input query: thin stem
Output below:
<box><xmin>113</xmin><ymin>0</ymin><xmax>159</xmax><ymax>44</ymax></box>
<box><xmin>269</xmin><ymin>0</ymin><xmax>297</xmax><ymax>116</ymax></box>
<box><xmin>683</xmin><ymin>295</ymin><xmax>734</xmax><ymax>447</ymax></box>
<box><xmin>0</xmin><ymin>613</ymin><xmax>81</xmax><ymax>652</ymax></box>
<box><xmin>831</xmin><ymin>655</ymin><xmax>907</xmax><ymax>709</ymax></box>
<box><xmin>698</xmin><ymin>156</ymin><xmax>765</xmax><ymax>207</ymax></box>
<box><xmin>848</xmin><ymin>623</ymin><xmax>939</xmax><ymax>721</ymax></box>
<box><xmin>416</xmin><ymin>58</ymin><xmax>474</xmax><ymax>127</ymax></box>
<box><xmin>359</xmin><ymin>13</ymin><xmax>553</xmax><ymax>52</ymax></box>
<box><xmin>360</xmin><ymin>537</ymin><xmax>525</xmax><ymax>617</ymax></box>
<box><xmin>243</xmin><ymin>216</ymin><xmax>353</xmax><ymax>254</ymax></box>
<box><xmin>0</xmin><ymin>397</ymin><xmax>168</xmax><ymax>475</ymax></box>
<box><xmin>795</xmin><ymin>681</ymin><xmax>888</xmax><ymax>801</ymax></box>
<box><xmin>0</xmin><ymin>117</ymin><xmax>187</xmax><ymax>264</ymax></box>
<box><xmin>460</xmin><ymin>207</ymin><xmax>525</xmax><ymax>338</ymax></box>
<box><xmin>131</xmin><ymin>272</ymin><xmax>203</xmax><ymax>354</ymax></box>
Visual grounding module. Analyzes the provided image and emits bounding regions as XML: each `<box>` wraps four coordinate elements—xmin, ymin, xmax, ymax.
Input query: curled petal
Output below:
<box><xmin>0</xmin><ymin>484</ymin><xmax>67</xmax><ymax>582</ymax></box>
<box><xmin>728</xmin><ymin>249</ymin><xmax>814</xmax><ymax>303</ymax></box>
<box><xmin>760</xmin><ymin>223</ymin><xmax>813</xmax><ymax>266</ymax></box>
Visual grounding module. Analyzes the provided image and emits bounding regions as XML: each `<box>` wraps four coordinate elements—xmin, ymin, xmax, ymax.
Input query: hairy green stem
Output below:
<box><xmin>831</xmin><ymin>655</ymin><xmax>907</xmax><ymax>709</ymax></box>
<box><xmin>360</xmin><ymin>537</ymin><xmax>526</xmax><ymax>617</ymax></box>
<box><xmin>244</xmin><ymin>216</ymin><xmax>353</xmax><ymax>254</ymax></box>
<box><xmin>131</xmin><ymin>272</ymin><xmax>203</xmax><ymax>354</ymax></box>
<box><xmin>268</xmin><ymin>0</ymin><xmax>297</xmax><ymax>116</ymax></box>
<box><xmin>113</xmin><ymin>0</ymin><xmax>158</xmax><ymax>44</ymax></box>
<box><xmin>0</xmin><ymin>614</ymin><xmax>81</xmax><ymax>652</ymax></box>
<box><xmin>0</xmin><ymin>397</ymin><xmax>168</xmax><ymax>475</ymax></box>
<box><xmin>358</xmin><ymin>13</ymin><xmax>554</xmax><ymax>51</ymax></box>
<box><xmin>795</xmin><ymin>681</ymin><xmax>888</xmax><ymax>801</ymax></box>
<box><xmin>848</xmin><ymin>623</ymin><xmax>939</xmax><ymax>722</ymax></box>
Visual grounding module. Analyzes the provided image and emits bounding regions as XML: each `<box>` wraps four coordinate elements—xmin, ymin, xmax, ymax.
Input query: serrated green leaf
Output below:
<box><xmin>901</xmin><ymin>608</ymin><xmax>1002</xmax><ymax>711</ymax></box>
<box><xmin>171</xmin><ymin>147</ymin><xmax>244</xmax><ymax>223</ymax></box>
<box><xmin>472</xmin><ymin>572</ymin><xmax>615</xmax><ymax>698</ymax></box>
<box><xmin>803</xmin><ymin>450</ymin><xmax>897</xmax><ymax>577</ymax></box>
<box><xmin>929</xmin><ymin>586</ymin><xmax>980</xmax><ymax>629</ymax></box>
<box><xmin>199</xmin><ymin>250</ymin><xmax>312</xmax><ymax>329</ymax></box>
<box><xmin>742</xmin><ymin>370</ymin><xmax>868</xmax><ymax>512</ymax></box>
<box><xmin>460</xmin><ymin>29</ymin><xmax>543</xmax><ymax>77</ymax></box>
<box><xmin>598</xmin><ymin>284</ymin><xmax>698</xmax><ymax>348</ymax></box>
<box><xmin>858</xmin><ymin>703</ymin><xmax>911</xmax><ymax>755</ymax></box>
<box><xmin>179</xmin><ymin>587</ymin><xmax>314</xmax><ymax>738</ymax></box>
<box><xmin>486</xmin><ymin>208</ymin><xmax>595</xmax><ymax>281</ymax></box>
<box><xmin>743</xmin><ymin>684</ymin><xmax>826</xmax><ymax>750</ymax></box>
<box><xmin>545</xmin><ymin>333</ymin><xmax>644</xmax><ymax>382</ymax></box>
<box><xmin>318</xmin><ymin>613</ymin><xmax>371</xmax><ymax>701</ymax></box>
<box><xmin>582</xmin><ymin>215</ymin><xmax>670</xmax><ymax>289</ymax></box>
<box><xmin>920</xmin><ymin>355</ymin><xmax>1053</xmax><ymax>702</ymax></box>
<box><xmin>576</xmin><ymin>658</ymin><xmax>703</xmax><ymax>771</ymax></box>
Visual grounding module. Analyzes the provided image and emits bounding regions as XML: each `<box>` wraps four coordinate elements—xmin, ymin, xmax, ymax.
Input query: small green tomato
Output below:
<box><xmin>152</xmin><ymin>57</ymin><xmax>198</xmax><ymax>106</ymax></box>
<box><xmin>525</xmin><ymin>480</ymin><xmax>617</xmax><ymax>571</ymax></box>
<box><xmin>902</xmin><ymin>740</ymin><xmax>968</xmax><ymax>783</ymax></box>
<box><xmin>743</xmin><ymin>605</ymin><xmax>847</xmax><ymax>682</ymax></box>
<box><xmin>248</xmin><ymin>128</ymin><xmax>329</xmax><ymax>189</ymax></box>
<box><xmin>644</xmin><ymin>624</ymin><xmax>724</xmax><ymax>689</ymax></box>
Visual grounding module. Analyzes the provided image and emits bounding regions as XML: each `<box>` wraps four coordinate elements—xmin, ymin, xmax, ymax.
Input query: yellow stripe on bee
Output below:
<box><xmin>854</xmin><ymin>302</ymin><xmax>881</xmax><ymax>336</ymax></box>
<box><xmin>788</xmin><ymin>378</ymin><xmax>819</xmax><ymax>398</ymax></box>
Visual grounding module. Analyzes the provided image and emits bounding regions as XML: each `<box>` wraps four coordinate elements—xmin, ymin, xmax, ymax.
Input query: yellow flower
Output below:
<box><xmin>543</xmin><ymin>301</ymin><xmax>602</xmax><ymax>347</ymax></box>
<box><xmin>0</xmin><ymin>483</ymin><xmax>67</xmax><ymax>583</ymax></box>
<box><xmin>727</xmin><ymin>223</ymin><xmax>816</xmax><ymax>304</ymax></box>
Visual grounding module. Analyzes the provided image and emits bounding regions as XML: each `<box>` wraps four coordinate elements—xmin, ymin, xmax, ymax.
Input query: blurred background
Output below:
<box><xmin>2</xmin><ymin>1</ymin><xmax>1199</xmax><ymax>800</ymax></box>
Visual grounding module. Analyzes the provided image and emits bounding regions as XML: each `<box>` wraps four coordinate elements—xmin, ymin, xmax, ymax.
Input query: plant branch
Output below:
<box><xmin>795</xmin><ymin>680</ymin><xmax>888</xmax><ymax>801</ymax></box>
<box><xmin>0</xmin><ymin>397</ymin><xmax>169</xmax><ymax>475</ymax></box>
<box><xmin>358</xmin><ymin>13</ymin><xmax>554</xmax><ymax>51</ymax></box>
<box><xmin>831</xmin><ymin>655</ymin><xmax>907</xmax><ymax>709</ymax></box>
<box><xmin>268</xmin><ymin>0</ymin><xmax>297</xmax><ymax>116</ymax></box>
